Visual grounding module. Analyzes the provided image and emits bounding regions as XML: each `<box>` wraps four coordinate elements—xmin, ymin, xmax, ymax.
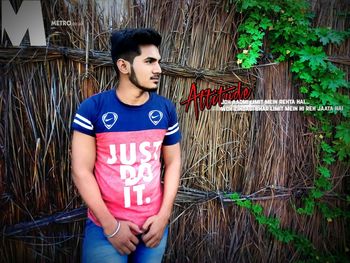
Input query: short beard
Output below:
<box><xmin>129</xmin><ymin>66</ymin><xmax>158</xmax><ymax>92</ymax></box>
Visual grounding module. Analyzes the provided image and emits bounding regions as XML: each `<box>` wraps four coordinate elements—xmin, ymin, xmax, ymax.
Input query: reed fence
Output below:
<box><xmin>0</xmin><ymin>0</ymin><xmax>349</xmax><ymax>262</ymax></box>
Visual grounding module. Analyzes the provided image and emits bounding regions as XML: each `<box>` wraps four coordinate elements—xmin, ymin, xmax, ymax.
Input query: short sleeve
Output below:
<box><xmin>163</xmin><ymin>103</ymin><xmax>181</xmax><ymax>145</ymax></box>
<box><xmin>71</xmin><ymin>98</ymin><xmax>96</xmax><ymax>137</ymax></box>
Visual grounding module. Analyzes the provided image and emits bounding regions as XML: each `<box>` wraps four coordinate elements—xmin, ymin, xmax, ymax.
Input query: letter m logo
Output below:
<box><xmin>1</xmin><ymin>0</ymin><xmax>46</xmax><ymax>46</ymax></box>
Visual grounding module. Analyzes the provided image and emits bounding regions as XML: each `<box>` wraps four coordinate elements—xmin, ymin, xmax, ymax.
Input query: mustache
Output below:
<box><xmin>151</xmin><ymin>75</ymin><xmax>160</xmax><ymax>80</ymax></box>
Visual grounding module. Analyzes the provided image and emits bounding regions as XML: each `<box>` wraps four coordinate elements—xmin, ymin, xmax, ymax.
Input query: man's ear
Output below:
<box><xmin>116</xmin><ymin>59</ymin><xmax>130</xmax><ymax>75</ymax></box>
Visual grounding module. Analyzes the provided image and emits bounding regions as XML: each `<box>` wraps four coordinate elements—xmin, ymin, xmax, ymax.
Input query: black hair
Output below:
<box><xmin>110</xmin><ymin>28</ymin><xmax>162</xmax><ymax>77</ymax></box>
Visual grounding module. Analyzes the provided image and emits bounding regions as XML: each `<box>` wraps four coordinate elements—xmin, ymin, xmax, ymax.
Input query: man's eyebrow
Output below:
<box><xmin>144</xmin><ymin>57</ymin><xmax>162</xmax><ymax>62</ymax></box>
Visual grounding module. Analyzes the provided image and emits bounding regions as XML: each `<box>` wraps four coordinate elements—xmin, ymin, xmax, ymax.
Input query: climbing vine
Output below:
<box><xmin>226</xmin><ymin>0</ymin><xmax>350</xmax><ymax>261</ymax></box>
<box><xmin>227</xmin><ymin>192</ymin><xmax>349</xmax><ymax>262</ymax></box>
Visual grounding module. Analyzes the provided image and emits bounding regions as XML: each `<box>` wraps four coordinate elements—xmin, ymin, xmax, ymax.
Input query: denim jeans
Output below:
<box><xmin>82</xmin><ymin>219</ymin><xmax>168</xmax><ymax>263</ymax></box>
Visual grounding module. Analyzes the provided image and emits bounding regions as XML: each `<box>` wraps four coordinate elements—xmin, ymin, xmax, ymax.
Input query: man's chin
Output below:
<box><xmin>138</xmin><ymin>86</ymin><xmax>158</xmax><ymax>92</ymax></box>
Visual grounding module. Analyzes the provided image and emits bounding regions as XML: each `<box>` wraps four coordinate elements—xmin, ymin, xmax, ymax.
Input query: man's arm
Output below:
<box><xmin>142</xmin><ymin>142</ymin><xmax>181</xmax><ymax>247</ymax></box>
<box><xmin>158</xmin><ymin>142</ymin><xmax>182</xmax><ymax>219</ymax></box>
<box><xmin>71</xmin><ymin>131</ymin><xmax>141</xmax><ymax>254</ymax></box>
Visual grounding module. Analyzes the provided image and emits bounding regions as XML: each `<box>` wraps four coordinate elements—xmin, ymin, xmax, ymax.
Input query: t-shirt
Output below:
<box><xmin>71</xmin><ymin>89</ymin><xmax>181</xmax><ymax>227</ymax></box>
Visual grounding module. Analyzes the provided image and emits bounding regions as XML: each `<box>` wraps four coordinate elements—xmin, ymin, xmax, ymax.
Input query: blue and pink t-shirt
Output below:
<box><xmin>71</xmin><ymin>89</ymin><xmax>181</xmax><ymax>227</ymax></box>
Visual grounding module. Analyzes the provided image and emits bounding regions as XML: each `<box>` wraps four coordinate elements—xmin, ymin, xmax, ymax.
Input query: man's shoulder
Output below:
<box><xmin>152</xmin><ymin>92</ymin><xmax>174</xmax><ymax>107</ymax></box>
<box><xmin>83</xmin><ymin>89</ymin><xmax>114</xmax><ymax>103</ymax></box>
<box><xmin>78</xmin><ymin>89</ymin><xmax>114</xmax><ymax>111</ymax></box>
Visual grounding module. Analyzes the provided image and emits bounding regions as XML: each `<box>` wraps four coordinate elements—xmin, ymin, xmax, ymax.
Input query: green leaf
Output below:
<box><xmin>237</xmin><ymin>34</ymin><xmax>251</xmax><ymax>48</ymax></box>
<box><xmin>334</xmin><ymin>140</ymin><xmax>350</xmax><ymax>161</ymax></box>
<box><xmin>271</xmin><ymin>4</ymin><xmax>281</xmax><ymax>12</ymax></box>
<box><xmin>240</xmin><ymin>0</ymin><xmax>259</xmax><ymax>10</ymax></box>
<box><xmin>242</xmin><ymin>56</ymin><xmax>258</xmax><ymax>68</ymax></box>
<box><xmin>318</xmin><ymin>166</ymin><xmax>331</xmax><ymax>178</ymax></box>
<box><xmin>229</xmin><ymin>192</ymin><xmax>240</xmax><ymax>200</ymax></box>
<box><xmin>315</xmin><ymin>176</ymin><xmax>332</xmax><ymax>191</ymax></box>
<box><xmin>320</xmin><ymin>70</ymin><xmax>347</xmax><ymax>91</ymax></box>
<box><xmin>315</xmin><ymin>27</ymin><xmax>350</xmax><ymax>45</ymax></box>
<box><xmin>252</xmin><ymin>204</ymin><xmax>263</xmax><ymax>215</ymax></box>
<box><xmin>310</xmin><ymin>189</ymin><xmax>324</xmax><ymax>199</ymax></box>
<box><xmin>259</xmin><ymin>17</ymin><xmax>272</xmax><ymax>30</ymax></box>
<box><xmin>300</xmin><ymin>199</ymin><xmax>315</xmax><ymax>215</ymax></box>
<box><xmin>291</xmin><ymin>61</ymin><xmax>305</xmax><ymax>73</ymax></box>
<box><xmin>335</xmin><ymin>122</ymin><xmax>350</xmax><ymax>144</ymax></box>
<box><xmin>267</xmin><ymin>218</ymin><xmax>280</xmax><ymax>229</ymax></box>
<box><xmin>256</xmin><ymin>215</ymin><xmax>268</xmax><ymax>225</ymax></box>
<box><xmin>319</xmin><ymin>94</ymin><xmax>335</xmax><ymax>105</ymax></box>
<box><xmin>299</xmin><ymin>71</ymin><xmax>313</xmax><ymax>83</ymax></box>
<box><xmin>310</xmin><ymin>90</ymin><xmax>320</xmax><ymax>98</ymax></box>
<box><xmin>297</xmin><ymin>200</ymin><xmax>315</xmax><ymax>215</ymax></box>
<box><xmin>237</xmin><ymin>199</ymin><xmax>252</xmax><ymax>208</ymax></box>
<box><xmin>251</xmin><ymin>31</ymin><xmax>265</xmax><ymax>41</ymax></box>
<box><xmin>283</xmin><ymin>232</ymin><xmax>294</xmax><ymax>243</ymax></box>
<box><xmin>321</xmin><ymin>142</ymin><xmax>335</xmax><ymax>154</ymax></box>
<box><xmin>322</xmin><ymin>155</ymin><xmax>335</xmax><ymax>165</ymax></box>
<box><xmin>298</xmin><ymin>46</ymin><xmax>327</xmax><ymax>70</ymax></box>
<box><xmin>300</xmin><ymin>86</ymin><xmax>309</xmax><ymax>93</ymax></box>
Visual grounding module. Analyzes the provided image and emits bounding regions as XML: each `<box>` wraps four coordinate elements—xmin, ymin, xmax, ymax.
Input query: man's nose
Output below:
<box><xmin>153</xmin><ymin>62</ymin><xmax>162</xmax><ymax>74</ymax></box>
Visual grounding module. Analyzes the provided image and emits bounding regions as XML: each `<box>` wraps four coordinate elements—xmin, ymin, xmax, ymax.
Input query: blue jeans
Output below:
<box><xmin>82</xmin><ymin>219</ymin><xmax>168</xmax><ymax>263</ymax></box>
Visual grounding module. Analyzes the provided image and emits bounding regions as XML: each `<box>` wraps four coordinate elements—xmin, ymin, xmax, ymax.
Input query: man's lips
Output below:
<box><xmin>151</xmin><ymin>76</ymin><xmax>160</xmax><ymax>82</ymax></box>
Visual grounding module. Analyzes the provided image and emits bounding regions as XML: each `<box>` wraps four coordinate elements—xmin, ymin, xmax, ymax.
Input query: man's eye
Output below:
<box><xmin>146</xmin><ymin>60</ymin><xmax>152</xmax><ymax>64</ymax></box>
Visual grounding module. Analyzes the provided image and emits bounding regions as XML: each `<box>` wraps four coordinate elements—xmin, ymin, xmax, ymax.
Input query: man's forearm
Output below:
<box><xmin>72</xmin><ymin>171</ymin><xmax>116</xmax><ymax>233</ymax></box>
<box><xmin>158</xmin><ymin>160</ymin><xmax>181</xmax><ymax>219</ymax></box>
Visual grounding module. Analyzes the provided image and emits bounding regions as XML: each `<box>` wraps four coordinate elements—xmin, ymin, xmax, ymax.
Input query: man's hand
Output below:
<box><xmin>141</xmin><ymin>214</ymin><xmax>168</xmax><ymax>248</ymax></box>
<box><xmin>105</xmin><ymin>220</ymin><xmax>142</xmax><ymax>255</ymax></box>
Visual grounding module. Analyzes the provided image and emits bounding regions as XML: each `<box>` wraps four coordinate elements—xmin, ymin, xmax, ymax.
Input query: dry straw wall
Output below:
<box><xmin>0</xmin><ymin>0</ymin><xmax>349</xmax><ymax>262</ymax></box>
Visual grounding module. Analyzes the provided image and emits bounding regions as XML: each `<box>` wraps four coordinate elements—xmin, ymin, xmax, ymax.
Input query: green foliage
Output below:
<box><xmin>298</xmin><ymin>46</ymin><xmax>327</xmax><ymax>70</ymax></box>
<box><xmin>227</xmin><ymin>193</ymin><xmax>349</xmax><ymax>262</ymax></box>
<box><xmin>297</xmin><ymin>196</ymin><xmax>315</xmax><ymax>215</ymax></box>
<box><xmin>227</xmin><ymin>0</ymin><xmax>350</xmax><ymax>261</ymax></box>
<box><xmin>228</xmin><ymin>193</ymin><xmax>315</xmax><ymax>261</ymax></box>
<box><xmin>232</xmin><ymin>0</ymin><xmax>350</xmax><ymax>214</ymax></box>
<box><xmin>315</xmin><ymin>28</ymin><xmax>350</xmax><ymax>45</ymax></box>
<box><xmin>317</xmin><ymin>202</ymin><xmax>350</xmax><ymax>219</ymax></box>
<box><xmin>334</xmin><ymin>121</ymin><xmax>350</xmax><ymax>160</ymax></box>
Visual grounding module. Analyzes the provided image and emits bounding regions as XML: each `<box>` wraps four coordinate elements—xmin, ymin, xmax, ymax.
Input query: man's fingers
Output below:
<box><xmin>114</xmin><ymin>239</ymin><xmax>137</xmax><ymax>255</ymax></box>
<box><xmin>146</xmin><ymin>236</ymin><xmax>160</xmax><ymax>248</ymax></box>
<box><xmin>142</xmin><ymin>231</ymin><xmax>153</xmax><ymax>243</ymax></box>
<box><xmin>146</xmin><ymin>239</ymin><xmax>155</xmax><ymax>248</ymax></box>
<box><xmin>128</xmin><ymin>222</ymin><xmax>142</xmax><ymax>234</ymax></box>
<box><xmin>142</xmin><ymin>218</ymin><xmax>152</xmax><ymax>232</ymax></box>
<box><xmin>117</xmin><ymin>248</ymin><xmax>126</xmax><ymax>255</ymax></box>
<box><xmin>106</xmin><ymin>220</ymin><xmax>145</xmax><ymax>256</ymax></box>
<box><xmin>130</xmin><ymin>234</ymin><xmax>139</xmax><ymax>245</ymax></box>
<box><xmin>120</xmin><ymin>245</ymin><xmax>132</xmax><ymax>255</ymax></box>
<box><xmin>143</xmin><ymin>232</ymin><xmax>159</xmax><ymax>247</ymax></box>
<box><xmin>126</xmin><ymin>241</ymin><xmax>136</xmax><ymax>252</ymax></box>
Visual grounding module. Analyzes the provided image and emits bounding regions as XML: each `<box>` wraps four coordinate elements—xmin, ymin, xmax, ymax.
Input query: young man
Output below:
<box><xmin>71</xmin><ymin>28</ymin><xmax>181</xmax><ymax>263</ymax></box>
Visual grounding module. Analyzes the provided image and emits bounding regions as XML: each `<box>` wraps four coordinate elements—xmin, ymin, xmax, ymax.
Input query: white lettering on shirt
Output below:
<box><xmin>106</xmin><ymin>141</ymin><xmax>162</xmax><ymax>208</ymax></box>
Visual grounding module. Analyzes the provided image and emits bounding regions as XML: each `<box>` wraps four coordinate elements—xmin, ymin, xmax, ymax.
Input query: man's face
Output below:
<box><xmin>128</xmin><ymin>45</ymin><xmax>162</xmax><ymax>92</ymax></box>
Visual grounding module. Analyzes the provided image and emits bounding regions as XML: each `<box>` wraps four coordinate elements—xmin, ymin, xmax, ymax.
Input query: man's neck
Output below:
<box><xmin>116</xmin><ymin>83</ymin><xmax>149</xmax><ymax>106</ymax></box>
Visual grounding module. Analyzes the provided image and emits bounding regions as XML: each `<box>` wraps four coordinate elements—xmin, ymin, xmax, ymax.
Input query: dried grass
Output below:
<box><xmin>0</xmin><ymin>0</ymin><xmax>349</xmax><ymax>262</ymax></box>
